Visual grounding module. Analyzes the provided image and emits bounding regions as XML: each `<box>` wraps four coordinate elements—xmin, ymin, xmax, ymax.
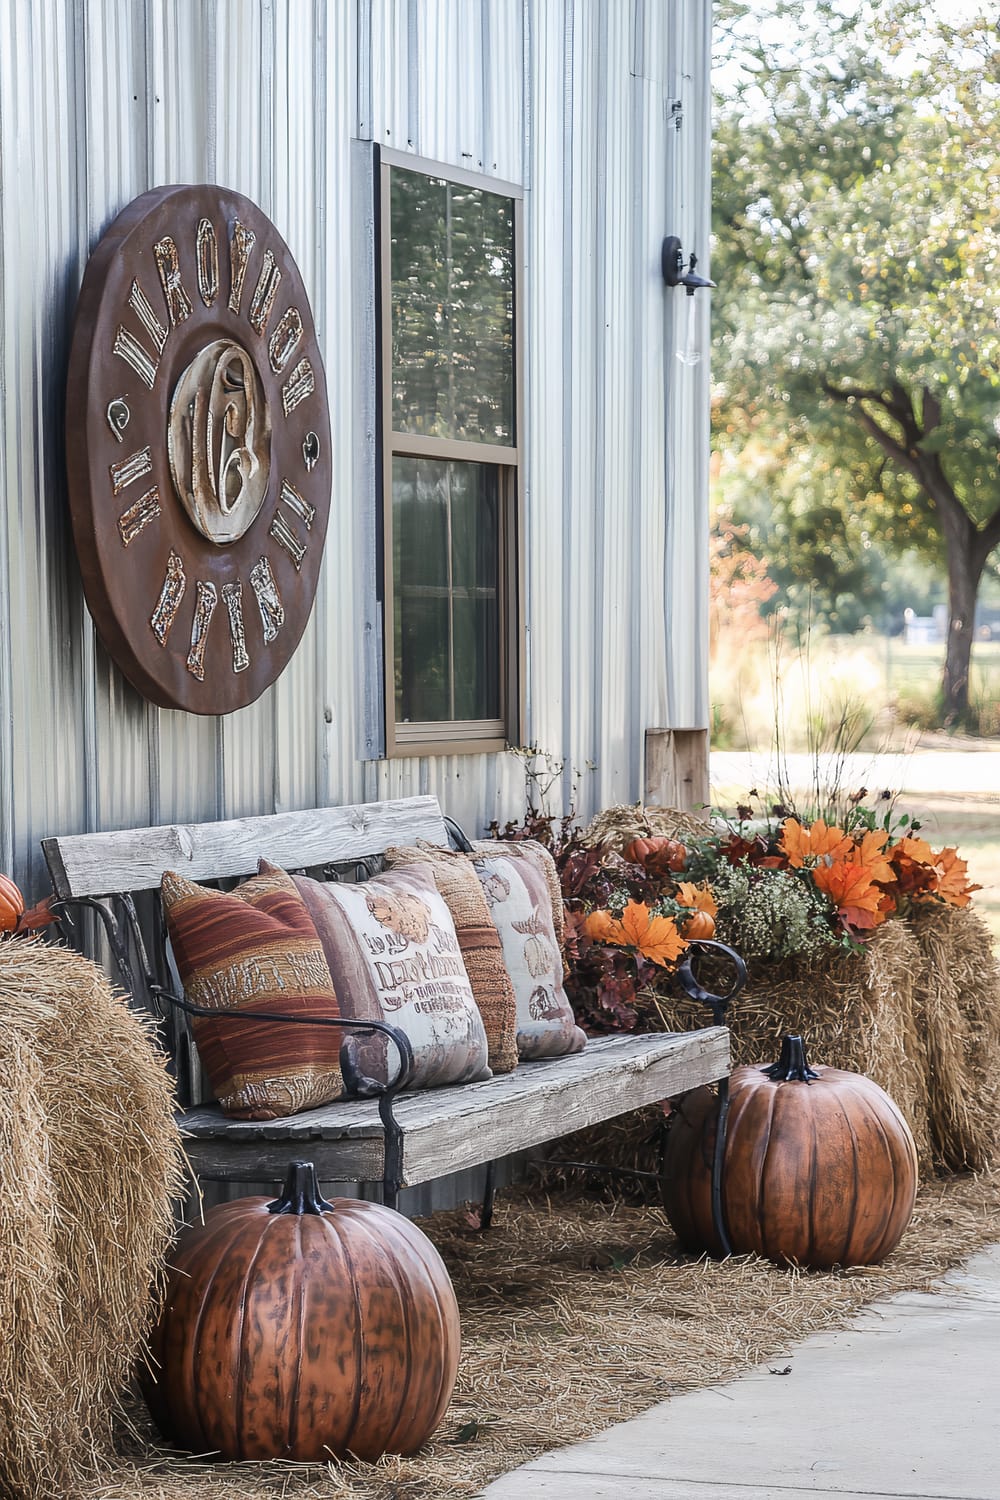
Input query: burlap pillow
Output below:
<box><xmin>385</xmin><ymin>843</ymin><xmax>519</xmax><ymax>1074</ymax></box>
<box><xmin>287</xmin><ymin>862</ymin><xmax>492</xmax><ymax>1090</ymax></box>
<box><xmin>161</xmin><ymin>864</ymin><xmax>343</xmax><ymax>1120</ymax></box>
<box><xmin>470</xmin><ymin>847</ymin><xmax>586</xmax><ymax>1061</ymax></box>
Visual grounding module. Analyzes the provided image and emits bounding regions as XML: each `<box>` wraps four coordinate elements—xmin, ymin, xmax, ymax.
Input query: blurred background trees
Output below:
<box><xmin>712</xmin><ymin>0</ymin><xmax>1000</xmax><ymax>727</ymax></box>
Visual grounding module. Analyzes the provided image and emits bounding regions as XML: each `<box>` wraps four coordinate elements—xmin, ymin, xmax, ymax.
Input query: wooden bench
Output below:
<box><xmin>41</xmin><ymin>795</ymin><xmax>733</xmax><ymax>1218</ymax></box>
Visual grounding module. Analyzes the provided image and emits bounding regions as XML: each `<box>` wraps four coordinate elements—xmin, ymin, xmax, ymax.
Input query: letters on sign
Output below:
<box><xmin>65</xmin><ymin>185</ymin><xmax>332</xmax><ymax>713</ymax></box>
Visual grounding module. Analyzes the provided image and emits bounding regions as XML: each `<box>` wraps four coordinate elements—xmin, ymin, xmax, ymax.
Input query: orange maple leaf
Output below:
<box><xmin>617</xmin><ymin>901</ymin><xmax>689</xmax><ymax>966</ymax></box>
<box><xmin>852</xmin><ymin>829</ymin><xmax>896</xmax><ymax>885</ymax></box>
<box><xmin>888</xmin><ymin>836</ymin><xmax>940</xmax><ymax>900</ymax></box>
<box><xmin>674</xmin><ymin>881</ymin><xmax>719</xmax><ymax>917</ymax></box>
<box><xmin>812</xmin><ymin>860</ymin><xmax>887</xmax><ymax>930</ymax></box>
<box><xmin>586</xmin><ymin>902</ymin><xmax>688</xmax><ymax>966</ymax></box>
<box><xmin>893</xmin><ymin>835</ymin><xmax>935</xmax><ymax>866</ymax></box>
<box><xmin>779</xmin><ymin>817</ymin><xmax>853</xmax><ymax>868</ymax></box>
<box><xmin>583</xmin><ymin>908</ymin><xmax>622</xmax><ymax>944</ymax></box>
<box><xmin>928</xmin><ymin>847</ymin><xmax>982</xmax><ymax>909</ymax></box>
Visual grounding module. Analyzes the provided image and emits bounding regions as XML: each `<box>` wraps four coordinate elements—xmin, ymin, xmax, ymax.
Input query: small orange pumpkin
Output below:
<box><xmin>624</xmin><ymin>835</ymin><xmax>666</xmax><ymax>864</ymax></box>
<box><xmin>683</xmin><ymin>909</ymin><xmax>716</xmax><ymax>940</ymax></box>
<box><xmin>623</xmin><ymin>836</ymin><xmax>687</xmax><ymax>872</ymax></box>
<box><xmin>0</xmin><ymin>875</ymin><xmax>24</xmax><ymax>933</ymax></box>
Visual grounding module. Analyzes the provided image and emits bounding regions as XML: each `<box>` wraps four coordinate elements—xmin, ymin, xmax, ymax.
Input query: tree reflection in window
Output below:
<box><xmin>391</xmin><ymin>172</ymin><xmax>514</xmax><ymax>445</ymax></box>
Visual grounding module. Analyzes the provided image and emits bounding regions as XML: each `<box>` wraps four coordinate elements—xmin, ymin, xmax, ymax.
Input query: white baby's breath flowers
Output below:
<box><xmin>713</xmin><ymin>860</ymin><xmax>837</xmax><ymax>963</ymax></box>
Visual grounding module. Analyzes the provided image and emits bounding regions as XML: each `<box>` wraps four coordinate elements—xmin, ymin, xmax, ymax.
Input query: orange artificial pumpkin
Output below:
<box><xmin>624</xmin><ymin>835</ymin><xmax>668</xmax><ymax>864</ymax></box>
<box><xmin>0</xmin><ymin>874</ymin><xmax>24</xmax><ymax>933</ymax></box>
<box><xmin>662</xmin><ymin>1034</ymin><xmax>918</xmax><ymax>1269</ymax></box>
<box><xmin>683</xmin><ymin>909</ymin><xmax>716</xmax><ymax>940</ymax></box>
<box><xmin>623</xmin><ymin>836</ymin><xmax>687</xmax><ymax>872</ymax></box>
<box><xmin>145</xmin><ymin>1161</ymin><xmax>461</xmax><ymax>1462</ymax></box>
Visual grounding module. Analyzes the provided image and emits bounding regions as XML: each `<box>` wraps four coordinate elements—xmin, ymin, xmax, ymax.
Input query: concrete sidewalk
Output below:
<box><xmin>479</xmin><ymin>1245</ymin><xmax>1000</xmax><ymax>1500</ymax></box>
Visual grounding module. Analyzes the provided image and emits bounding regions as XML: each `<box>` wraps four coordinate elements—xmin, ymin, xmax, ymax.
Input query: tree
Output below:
<box><xmin>714</xmin><ymin>424</ymin><xmax>917</xmax><ymax>633</ymax></box>
<box><xmin>709</xmin><ymin>519</ymin><xmax>777</xmax><ymax>647</ymax></box>
<box><xmin>712</xmin><ymin>0</ymin><xmax>1000</xmax><ymax>724</ymax></box>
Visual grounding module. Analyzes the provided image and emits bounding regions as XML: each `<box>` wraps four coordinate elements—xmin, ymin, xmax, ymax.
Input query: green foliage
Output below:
<box><xmin>712</xmin><ymin>1</ymin><xmax>1000</xmax><ymax>717</ymax></box>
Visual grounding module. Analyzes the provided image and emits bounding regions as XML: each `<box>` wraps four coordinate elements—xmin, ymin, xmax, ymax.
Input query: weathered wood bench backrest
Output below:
<box><xmin>43</xmin><ymin>796</ymin><xmax>451</xmax><ymax>899</ymax></box>
<box><xmin>42</xmin><ymin>796</ymin><xmax>455</xmax><ymax>1105</ymax></box>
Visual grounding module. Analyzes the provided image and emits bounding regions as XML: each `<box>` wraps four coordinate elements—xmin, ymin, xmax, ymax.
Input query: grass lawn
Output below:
<box><xmin>710</xmin><ymin>633</ymin><xmax>1000</xmax><ymax>750</ymax></box>
<box><xmin>884</xmin><ymin>639</ymin><xmax>1000</xmax><ymax>734</ymax></box>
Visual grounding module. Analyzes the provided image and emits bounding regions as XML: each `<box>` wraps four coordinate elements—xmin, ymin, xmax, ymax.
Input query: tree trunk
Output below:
<box><xmin>942</xmin><ymin>542</ymin><xmax>983</xmax><ymax>724</ymax></box>
<box><xmin>824</xmin><ymin>380</ymin><xmax>1000</xmax><ymax>727</ymax></box>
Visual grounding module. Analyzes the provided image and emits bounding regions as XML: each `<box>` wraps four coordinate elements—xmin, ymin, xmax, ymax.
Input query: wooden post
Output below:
<box><xmin>644</xmin><ymin>728</ymin><xmax>709</xmax><ymax>811</ymax></box>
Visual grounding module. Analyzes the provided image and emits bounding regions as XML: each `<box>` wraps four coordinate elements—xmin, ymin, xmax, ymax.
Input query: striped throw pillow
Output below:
<box><xmin>161</xmin><ymin>864</ymin><xmax>343</xmax><ymax>1120</ymax></box>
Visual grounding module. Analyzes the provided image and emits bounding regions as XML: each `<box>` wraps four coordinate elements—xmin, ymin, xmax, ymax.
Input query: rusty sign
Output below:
<box><xmin>65</xmin><ymin>185</ymin><xmax>332</xmax><ymax>714</ymax></box>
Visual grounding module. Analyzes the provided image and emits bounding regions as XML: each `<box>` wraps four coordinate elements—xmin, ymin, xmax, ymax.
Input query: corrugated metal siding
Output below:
<box><xmin>0</xmin><ymin>0</ymin><xmax>710</xmax><ymax>895</ymax></box>
<box><xmin>664</xmin><ymin>0</ymin><xmax>713</xmax><ymax>733</ymax></box>
<box><xmin>365</xmin><ymin>0</ymin><xmax>712</xmax><ymax>822</ymax></box>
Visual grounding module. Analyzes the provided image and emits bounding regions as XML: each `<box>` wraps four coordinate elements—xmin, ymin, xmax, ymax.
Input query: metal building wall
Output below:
<box><xmin>0</xmin><ymin>0</ymin><xmax>711</xmax><ymax>901</ymax></box>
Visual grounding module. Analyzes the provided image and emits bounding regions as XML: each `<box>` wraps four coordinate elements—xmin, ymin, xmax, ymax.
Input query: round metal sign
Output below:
<box><xmin>66</xmin><ymin>184</ymin><xmax>332</xmax><ymax>714</ymax></box>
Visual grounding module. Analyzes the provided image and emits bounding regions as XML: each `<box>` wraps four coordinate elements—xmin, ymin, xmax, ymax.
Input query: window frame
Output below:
<box><xmin>378</xmin><ymin>147</ymin><xmax>524</xmax><ymax>758</ymax></box>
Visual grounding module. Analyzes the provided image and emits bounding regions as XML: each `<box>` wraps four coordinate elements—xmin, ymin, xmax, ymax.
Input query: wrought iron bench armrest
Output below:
<box><xmin>150</xmin><ymin>986</ymin><xmax>415</xmax><ymax>1207</ymax></box>
<box><xmin>674</xmin><ymin>936</ymin><xmax>747</xmax><ymax>1256</ymax></box>
<box><xmin>675</xmin><ymin>937</ymin><xmax>747</xmax><ymax>1026</ymax></box>
<box><xmin>49</xmin><ymin>891</ymin><xmax>416</xmax><ymax>1207</ymax></box>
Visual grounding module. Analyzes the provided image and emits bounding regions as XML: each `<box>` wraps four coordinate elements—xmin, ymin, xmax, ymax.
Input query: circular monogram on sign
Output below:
<box><xmin>167</xmin><ymin>339</ymin><xmax>272</xmax><ymax>544</ymax></box>
<box><xmin>65</xmin><ymin>184</ymin><xmax>332</xmax><ymax>714</ymax></box>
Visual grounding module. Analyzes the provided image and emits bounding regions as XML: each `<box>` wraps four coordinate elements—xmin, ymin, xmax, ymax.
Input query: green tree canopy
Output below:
<box><xmin>712</xmin><ymin>0</ymin><xmax>1000</xmax><ymax>722</ymax></box>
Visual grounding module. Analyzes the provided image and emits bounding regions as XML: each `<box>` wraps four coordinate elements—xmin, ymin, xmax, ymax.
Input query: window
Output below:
<box><xmin>379</xmin><ymin>151</ymin><xmax>522</xmax><ymax>755</ymax></box>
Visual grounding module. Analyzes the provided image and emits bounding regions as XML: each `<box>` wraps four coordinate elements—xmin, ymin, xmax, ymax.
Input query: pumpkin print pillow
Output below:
<box><xmin>161</xmin><ymin>864</ymin><xmax>344</xmax><ymax>1121</ymax></box>
<box><xmin>280</xmin><ymin>862</ymin><xmax>492</xmax><ymax>1091</ymax></box>
<box><xmin>470</xmin><ymin>847</ymin><xmax>586</xmax><ymax>1060</ymax></box>
<box><xmin>473</xmin><ymin>838</ymin><xmax>566</xmax><ymax>952</ymax></box>
<box><xmin>384</xmin><ymin>842</ymin><xmax>519</xmax><ymax>1075</ymax></box>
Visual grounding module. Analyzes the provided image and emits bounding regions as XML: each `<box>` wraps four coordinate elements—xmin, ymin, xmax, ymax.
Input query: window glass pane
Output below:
<box><xmin>450</xmin><ymin>465</ymin><xmax>500</xmax><ymax>720</ymax></box>
<box><xmin>391</xmin><ymin>170</ymin><xmax>515</xmax><ymax>445</ymax></box>
<box><xmin>393</xmin><ymin>458</ymin><xmax>501</xmax><ymax>724</ymax></box>
<box><xmin>393</xmin><ymin>457</ymin><xmax>450</xmax><ymax>722</ymax></box>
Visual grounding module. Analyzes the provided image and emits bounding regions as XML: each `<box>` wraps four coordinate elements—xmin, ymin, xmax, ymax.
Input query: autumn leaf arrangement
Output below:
<box><xmin>705</xmin><ymin>803</ymin><xmax>980</xmax><ymax>957</ymax></box>
<box><xmin>488</xmin><ymin>799</ymin><xmax>981</xmax><ymax>1036</ymax></box>
<box><xmin>563</xmin><ymin>835</ymin><xmax>720</xmax><ymax>1034</ymax></box>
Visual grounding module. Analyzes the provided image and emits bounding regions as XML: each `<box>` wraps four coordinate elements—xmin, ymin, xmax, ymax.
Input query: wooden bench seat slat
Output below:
<box><xmin>181</xmin><ymin>1029</ymin><xmax>729</xmax><ymax>1187</ymax></box>
<box><xmin>42</xmin><ymin>796</ymin><xmax>449</xmax><ymax>899</ymax></box>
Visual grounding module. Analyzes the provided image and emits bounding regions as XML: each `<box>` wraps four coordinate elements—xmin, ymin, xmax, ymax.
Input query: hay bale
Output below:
<box><xmin>907</xmin><ymin>905</ymin><xmax>1000</xmax><ymax>1170</ymax></box>
<box><xmin>582</xmin><ymin>803</ymin><xmax>711</xmax><ymax>850</ymax></box>
<box><xmin>0</xmin><ymin>938</ymin><xmax>186</xmax><ymax>1500</ymax></box>
<box><xmin>570</xmin><ymin>807</ymin><xmax>1000</xmax><ymax>1180</ymax></box>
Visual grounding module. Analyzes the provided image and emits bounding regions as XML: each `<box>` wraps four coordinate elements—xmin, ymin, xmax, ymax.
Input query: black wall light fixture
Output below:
<box><xmin>661</xmin><ymin>235</ymin><xmax>716</xmax><ymax>294</ymax></box>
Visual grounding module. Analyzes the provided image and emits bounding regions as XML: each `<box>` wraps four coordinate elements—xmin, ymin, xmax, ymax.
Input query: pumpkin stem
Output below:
<box><xmin>762</xmin><ymin>1034</ymin><xmax>819</xmax><ymax>1083</ymax></box>
<box><xmin>267</xmin><ymin>1161</ymin><xmax>335</xmax><ymax>1216</ymax></box>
